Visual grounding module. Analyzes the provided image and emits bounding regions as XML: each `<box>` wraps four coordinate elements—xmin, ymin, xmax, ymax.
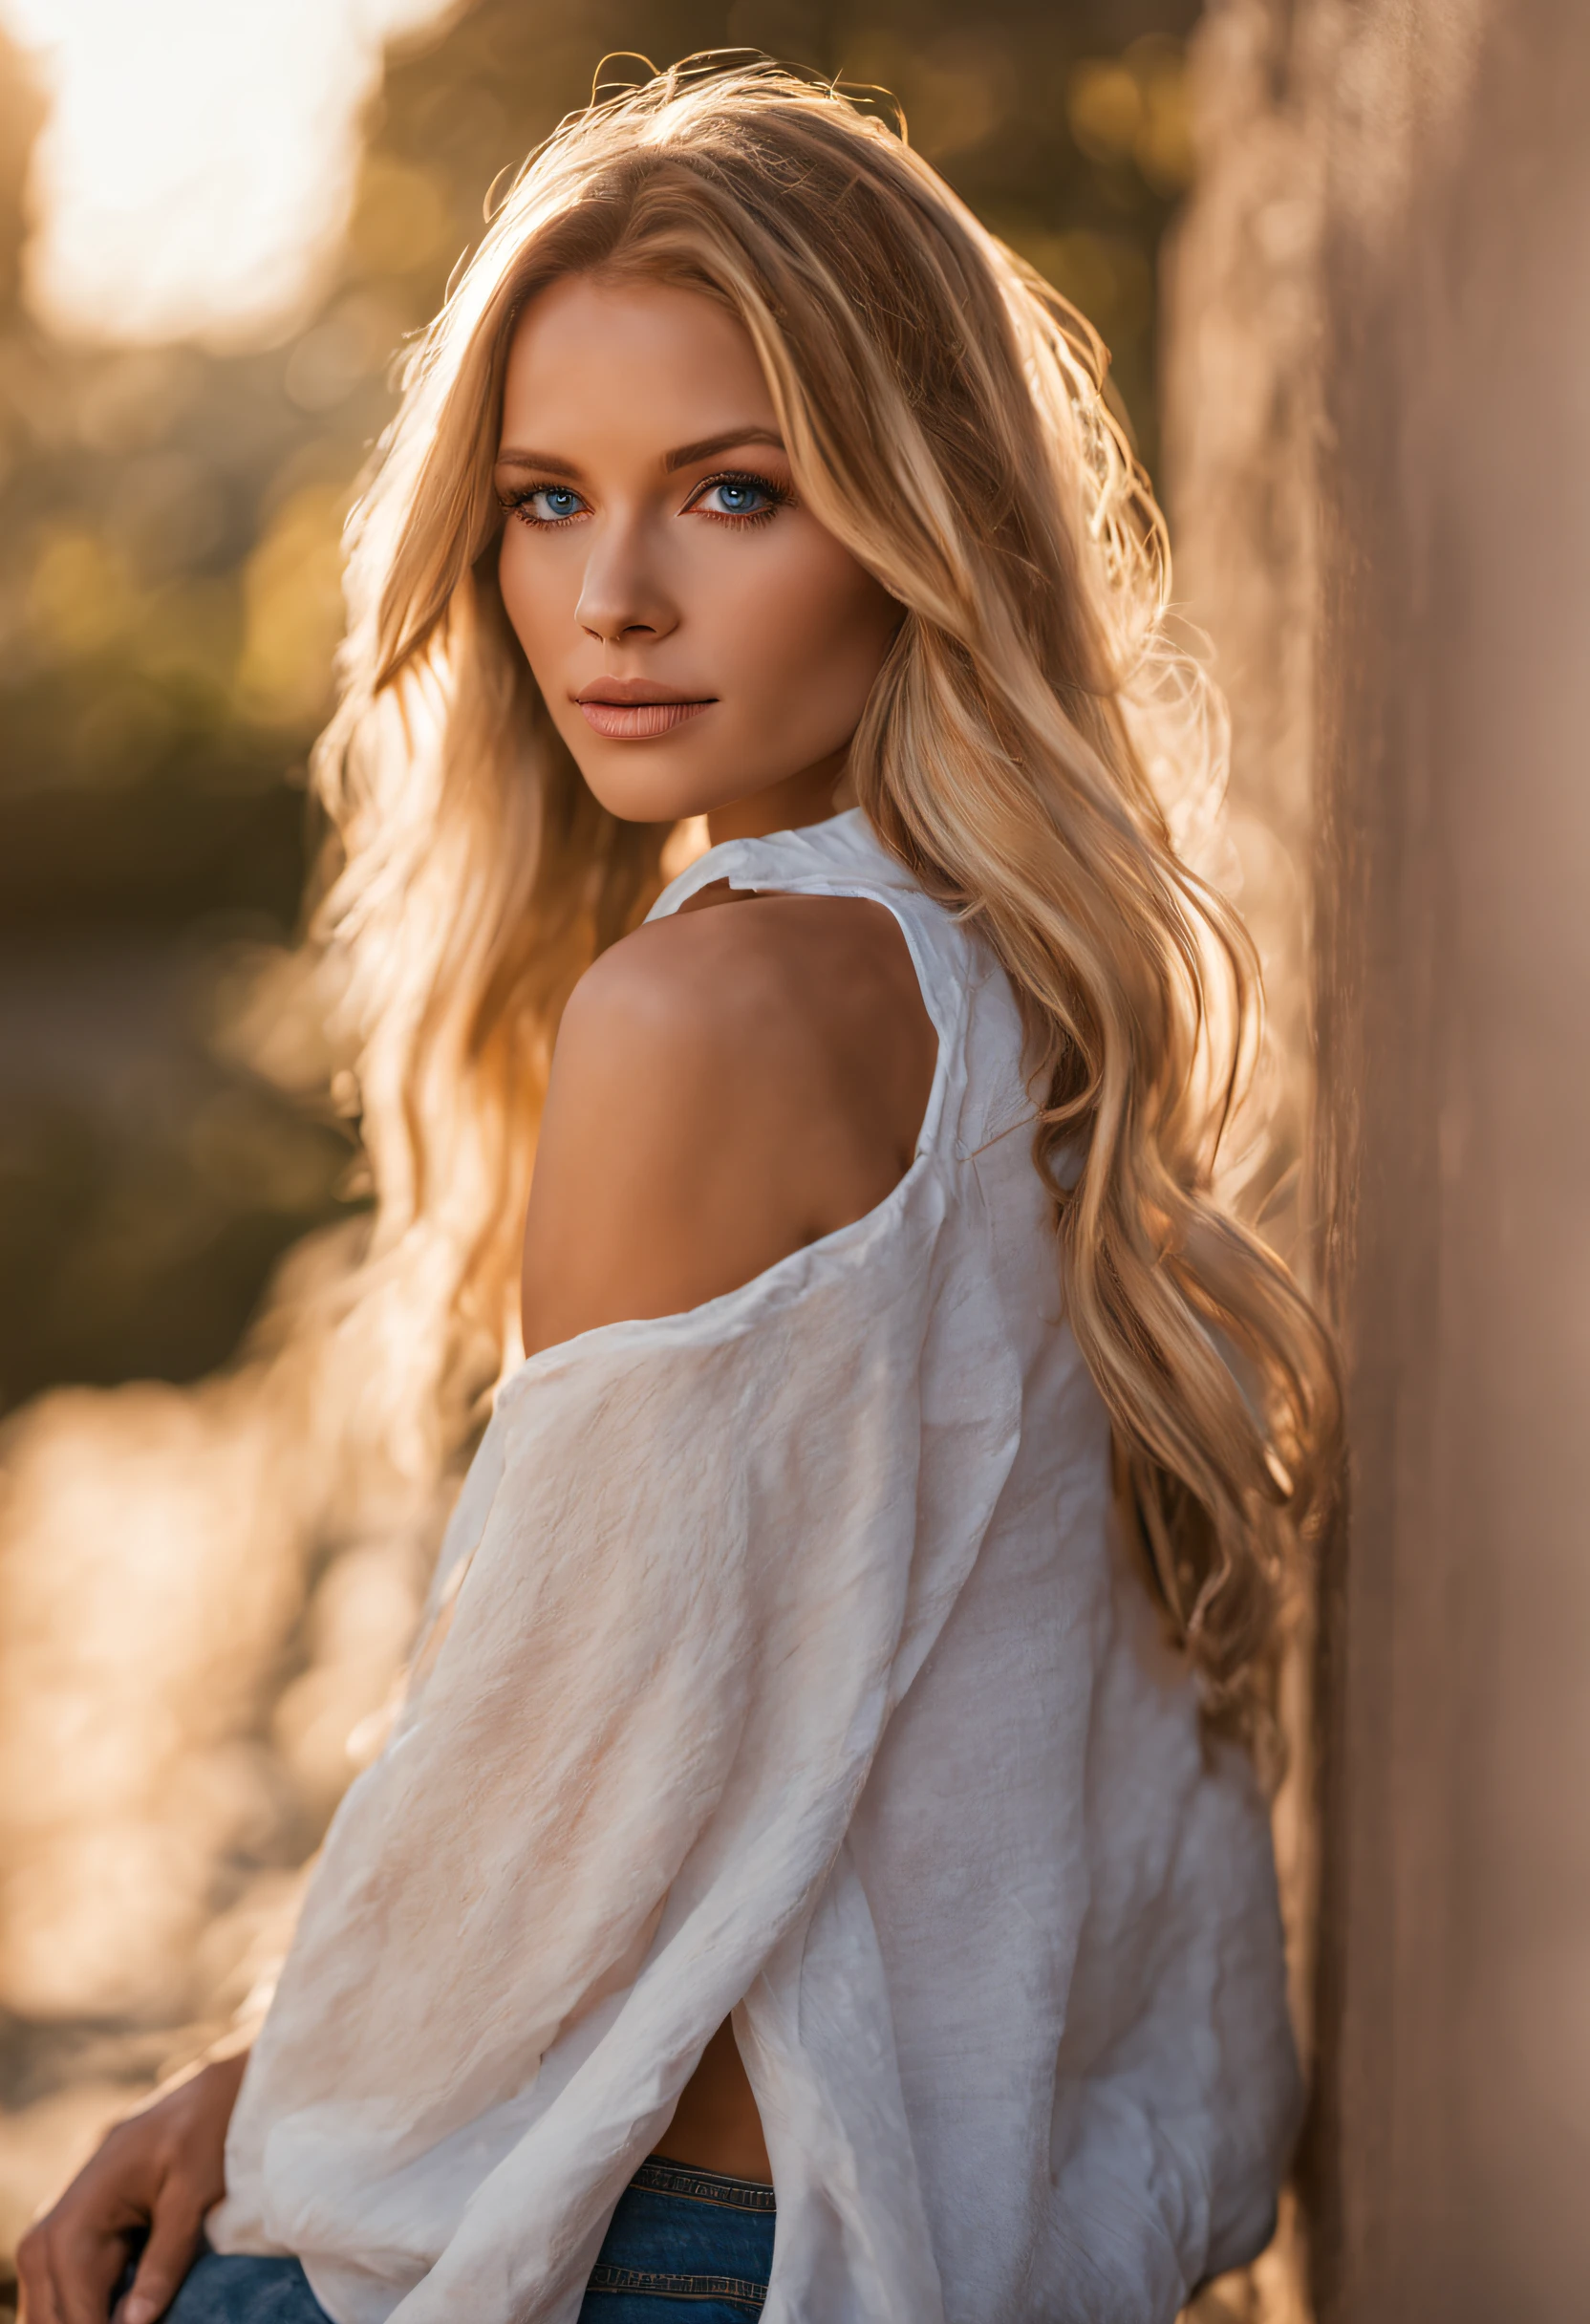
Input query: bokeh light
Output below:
<box><xmin>0</xmin><ymin>0</ymin><xmax>459</xmax><ymax>346</ymax></box>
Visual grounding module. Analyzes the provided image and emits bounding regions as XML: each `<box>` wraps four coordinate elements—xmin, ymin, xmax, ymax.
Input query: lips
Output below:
<box><xmin>573</xmin><ymin>679</ymin><xmax>716</xmax><ymax>741</ymax></box>
<box><xmin>577</xmin><ymin>699</ymin><xmax>713</xmax><ymax>739</ymax></box>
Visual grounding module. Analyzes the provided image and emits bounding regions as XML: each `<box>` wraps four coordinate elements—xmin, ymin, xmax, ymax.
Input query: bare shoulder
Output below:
<box><xmin>547</xmin><ymin>893</ymin><xmax>935</xmax><ymax>1208</ymax></box>
<box><xmin>568</xmin><ymin>888</ymin><xmax>920</xmax><ymax>1057</ymax></box>
<box><xmin>519</xmin><ymin>893</ymin><xmax>936</xmax><ymax>1356</ymax></box>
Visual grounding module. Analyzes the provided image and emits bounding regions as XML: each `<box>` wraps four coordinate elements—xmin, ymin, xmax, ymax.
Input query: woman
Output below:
<box><xmin>19</xmin><ymin>58</ymin><xmax>1337</xmax><ymax>2324</ymax></box>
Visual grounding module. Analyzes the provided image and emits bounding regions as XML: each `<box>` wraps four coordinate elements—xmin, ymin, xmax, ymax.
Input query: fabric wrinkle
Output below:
<box><xmin>209</xmin><ymin>809</ymin><xmax>1299</xmax><ymax>2324</ymax></box>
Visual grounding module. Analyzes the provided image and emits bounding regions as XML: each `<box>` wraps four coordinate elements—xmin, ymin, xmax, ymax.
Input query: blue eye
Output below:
<box><xmin>504</xmin><ymin>484</ymin><xmax>585</xmax><ymax>527</ymax></box>
<box><xmin>525</xmin><ymin>485</ymin><xmax>583</xmax><ymax>523</ymax></box>
<box><xmin>703</xmin><ymin>480</ymin><xmax>769</xmax><ymax>514</ymax></box>
<box><xmin>691</xmin><ymin>472</ymin><xmax>785</xmax><ymax>522</ymax></box>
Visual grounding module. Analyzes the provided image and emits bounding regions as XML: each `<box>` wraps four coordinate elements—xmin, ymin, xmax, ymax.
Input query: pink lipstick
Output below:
<box><xmin>575</xmin><ymin>678</ymin><xmax>716</xmax><ymax>741</ymax></box>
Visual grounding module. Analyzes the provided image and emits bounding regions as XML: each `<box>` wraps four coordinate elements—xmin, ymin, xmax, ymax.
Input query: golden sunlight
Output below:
<box><xmin>0</xmin><ymin>0</ymin><xmax>459</xmax><ymax>347</ymax></box>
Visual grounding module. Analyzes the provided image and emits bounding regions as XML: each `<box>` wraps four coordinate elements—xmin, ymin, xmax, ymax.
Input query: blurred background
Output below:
<box><xmin>4</xmin><ymin>1</ymin><xmax>1587</xmax><ymax>2319</ymax></box>
<box><xmin>0</xmin><ymin>0</ymin><xmax>1196</xmax><ymax>1425</ymax></box>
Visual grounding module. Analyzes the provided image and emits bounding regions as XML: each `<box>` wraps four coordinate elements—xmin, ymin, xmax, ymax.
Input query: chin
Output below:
<box><xmin>569</xmin><ymin>745</ymin><xmax>757</xmax><ymax>828</ymax></box>
<box><xmin>572</xmin><ymin>767</ymin><xmax>700</xmax><ymax>826</ymax></box>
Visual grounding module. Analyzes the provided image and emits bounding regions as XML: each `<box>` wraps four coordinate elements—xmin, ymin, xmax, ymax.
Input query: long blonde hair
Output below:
<box><xmin>311</xmin><ymin>57</ymin><xmax>1338</xmax><ymax>1732</ymax></box>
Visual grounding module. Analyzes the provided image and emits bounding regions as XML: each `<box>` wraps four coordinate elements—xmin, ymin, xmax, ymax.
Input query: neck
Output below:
<box><xmin>705</xmin><ymin>750</ymin><xmax>850</xmax><ymax>848</ymax></box>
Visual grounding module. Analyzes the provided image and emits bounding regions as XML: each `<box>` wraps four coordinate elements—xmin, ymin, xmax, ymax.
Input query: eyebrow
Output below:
<box><xmin>663</xmin><ymin>427</ymin><xmax>784</xmax><ymax>471</ymax></box>
<box><xmin>494</xmin><ymin>447</ymin><xmax>588</xmax><ymax>479</ymax></box>
<box><xmin>492</xmin><ymin>426</ymin><xmax>786</xmax><ymax>479</ymax></box>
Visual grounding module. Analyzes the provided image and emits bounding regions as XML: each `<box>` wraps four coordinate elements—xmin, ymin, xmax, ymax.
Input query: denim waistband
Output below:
<box><xmin>630</xmin><ymin>2157</ymin><xmax>777</xmax><ymax>2213</ymax></box>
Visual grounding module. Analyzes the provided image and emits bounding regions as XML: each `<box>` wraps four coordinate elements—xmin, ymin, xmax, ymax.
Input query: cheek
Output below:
<box><xmin>498</xmin><ymin>531</ymin><xmax>560</xmax><ymax>668</ymax></box>
<box><xmin>718</xmin><ymin>534</ymin><xmax>896</xmax><ymax>701</ymax></box>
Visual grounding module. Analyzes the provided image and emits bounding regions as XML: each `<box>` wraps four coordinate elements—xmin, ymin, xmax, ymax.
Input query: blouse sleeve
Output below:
<box><xmin>212</xmin><ymin>1176</ymin><xmax>1023</xmax><ymax>2317</ymax></box>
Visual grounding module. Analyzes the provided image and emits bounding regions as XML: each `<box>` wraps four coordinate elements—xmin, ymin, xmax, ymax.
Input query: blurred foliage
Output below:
<box><xmin>0</xmin><ymin>0</ymin><xmax>1198</xmax><ymax>1415</ymax></box>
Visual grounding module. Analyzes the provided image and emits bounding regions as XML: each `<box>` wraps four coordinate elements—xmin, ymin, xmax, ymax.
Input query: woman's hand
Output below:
<box><xmin>16</xmin><ymin>2050</ymin><xmax>248</xmax><ymax>2324</ymax></box>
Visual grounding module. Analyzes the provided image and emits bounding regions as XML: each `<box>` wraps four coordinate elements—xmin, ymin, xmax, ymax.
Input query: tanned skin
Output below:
<box><xmin>19</xmin><ymin>274</ymin><xmax>935</xmax><ymax>2321</ymax></box>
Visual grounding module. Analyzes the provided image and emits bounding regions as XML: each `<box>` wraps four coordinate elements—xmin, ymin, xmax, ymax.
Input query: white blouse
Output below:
<box><xmin>210</xmin><ymin>808</ymin><xmax>1300</xmax><ymax>2323</ymax></box>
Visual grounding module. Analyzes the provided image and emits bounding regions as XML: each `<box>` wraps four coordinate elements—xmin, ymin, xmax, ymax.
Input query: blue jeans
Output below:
<box><xmin>582</xmin><ymin>2156</ymin><xmax>775</xmax><ymax>2317</ymax></box>
<box><xmin>162</xmin><ymin>2158</ymin><xmax>776</xmax><ymax>2322</ymax></box>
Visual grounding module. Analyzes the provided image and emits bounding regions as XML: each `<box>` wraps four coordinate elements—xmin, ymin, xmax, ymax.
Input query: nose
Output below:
<box><xmin>574</xmin><ymin>507</ymin><xmax>678</xmax><ymax>646</ymax></box>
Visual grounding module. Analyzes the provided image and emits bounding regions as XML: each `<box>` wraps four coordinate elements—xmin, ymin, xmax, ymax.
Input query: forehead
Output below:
<box><xmin>499</xmin><ymin>275</ymin><xmax>775</xmax><ymax>447</ymax></box>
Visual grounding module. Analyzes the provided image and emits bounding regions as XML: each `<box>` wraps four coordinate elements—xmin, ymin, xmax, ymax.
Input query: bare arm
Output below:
<box><xmin>16</xmin><ymin>2049</ymin><xmax>248</xmax><ymax>2324</ymax></box>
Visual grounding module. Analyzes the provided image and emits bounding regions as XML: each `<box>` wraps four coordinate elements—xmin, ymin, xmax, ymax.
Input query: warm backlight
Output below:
<box><xmin>0</xmin><ymin>0</ymin><xmax>457</xmax><ymax>346</ymax></box>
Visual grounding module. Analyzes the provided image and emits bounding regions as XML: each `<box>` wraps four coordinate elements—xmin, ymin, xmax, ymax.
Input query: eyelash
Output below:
<box><xmin>688</xmin><ymin>469</ymin><xmax>791</xmax><ymax>527</ymax></box>
<box><xmin>499</xmin><ymin>468</ymin><xmax>793</xmax><ymax>530</ymax></box>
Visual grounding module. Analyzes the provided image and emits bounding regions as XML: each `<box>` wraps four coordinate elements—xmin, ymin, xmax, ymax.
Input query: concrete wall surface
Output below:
<box><xmin>1166</xmin><ymin>1</ymin><xmax>1590</xmax><ymax>2314</ymax></box>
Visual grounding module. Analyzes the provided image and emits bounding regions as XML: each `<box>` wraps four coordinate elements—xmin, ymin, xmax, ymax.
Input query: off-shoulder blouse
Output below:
<box><xmin>209</xmin><ymin>808</ymin><xmax>1300</xmax><ymax>2323</ymax></box>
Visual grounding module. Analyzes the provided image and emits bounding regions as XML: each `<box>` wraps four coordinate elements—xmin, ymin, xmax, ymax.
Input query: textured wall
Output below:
<box><xmin>1165</xmin><ymin>1</ymin><xmax>1590</xmax><ymax>2313</ymax></box>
